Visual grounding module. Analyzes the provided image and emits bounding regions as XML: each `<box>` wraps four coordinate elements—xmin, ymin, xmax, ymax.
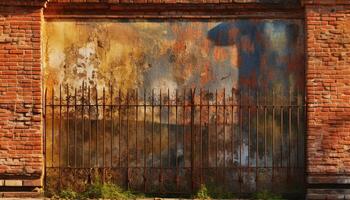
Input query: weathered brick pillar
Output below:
<box><xmin>304</xmin><ymin>1</ymin><xmax>350</xmax><ymax>199</ymax></box>
<box><xmin>0</xmin><ymin>0</ymin><xmax>46</xmax><ymax>188</ymax></box>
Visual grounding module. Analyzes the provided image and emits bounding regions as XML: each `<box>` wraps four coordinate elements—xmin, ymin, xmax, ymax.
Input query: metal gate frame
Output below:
<box><xmin>43</xmin><ymin>83</ymin><xmax>306</xmax><ymax>197</ymax></box>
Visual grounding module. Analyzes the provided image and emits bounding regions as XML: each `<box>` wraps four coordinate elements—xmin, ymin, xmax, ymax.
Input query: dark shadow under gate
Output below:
<box><xmin>44</xmin><ymin>84</ymin><xmax>306</xmax><ymax>197</ymax></box>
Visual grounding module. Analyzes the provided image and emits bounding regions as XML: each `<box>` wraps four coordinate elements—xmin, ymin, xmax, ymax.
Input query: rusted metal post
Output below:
<box><xmin>43</xmin><ymin>88</ymin><xmax>47</xmax><ymax>191</ymax></box>
<box><xmin>143</xmin><ymin>88</ymin><xmax>147</xmax><ymax>193</ymax></box>
<box><xmin>190</xmin><ymin>88</ymin><xmax>195</xmax><ymax>193</ymax></box>
<box><xmin>59</xmin><ymin>85</ymin><xmax>62</xmax><ymax>189</ymax></box>
<box><xmin>110</xmin><ymin>84</ymin><xmax>114</xmax><ymax>168</ymax></box>
<box><xmin>159</xmin><ymin>89</ymin><xmax>163</xmax><ymax>193</ymax></box>
<box><xmin>82</xmin><ymin>83</ymin><xmax>85</xmax><ymax>167</ymax></box>
<box><xmin>126</xmin><ymin>90</ymin><xmax>130</xmax><ymax>189</ymax></box>
<box><xmin>256</xmin><ymin>90</ymin><xmax>259</xmax><ymax>191</ymax></box>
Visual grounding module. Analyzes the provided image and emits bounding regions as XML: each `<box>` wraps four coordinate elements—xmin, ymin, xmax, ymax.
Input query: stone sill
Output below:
<box><xmin>0</xmin><ymin>179</ymin><xmax>41</xmax><ymax>187</ymax></box>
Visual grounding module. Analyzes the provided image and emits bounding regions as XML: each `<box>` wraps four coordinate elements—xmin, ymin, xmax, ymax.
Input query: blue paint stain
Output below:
<box><xmin>207</xmin><ymin>20</ymin><xmax>303</xmax><ymax>91</ymax></box>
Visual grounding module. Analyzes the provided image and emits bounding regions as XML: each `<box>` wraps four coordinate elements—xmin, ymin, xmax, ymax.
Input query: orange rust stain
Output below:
<box><xmin>200</xmin><ymin>62</ymin><xmax>214</xmax><ymax>86</ymax></box>
<box><xmin>173</xmin><ymin>39</ymin><xmax>186</xmax><ymax>53</ymax></box>
<box><xmin>230</xmin><ymin>45</ymin><xmax>239</xmax><ymax>67</ymax></box>
<box><xmin>201</xmin><ymin>36</ymin><xmax>211</xmax><ymax>55</ymax></box>
<box><xmin>213</xmin><ymin>47</ymin><xmax>228</xmax><ymax>62</ymax></box>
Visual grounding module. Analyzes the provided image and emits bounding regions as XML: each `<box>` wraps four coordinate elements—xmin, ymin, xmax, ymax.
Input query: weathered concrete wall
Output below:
<box><xmin>43</xmin><ymin>19</ymin><xmax>305</xmax><ymax>95</ymax></box>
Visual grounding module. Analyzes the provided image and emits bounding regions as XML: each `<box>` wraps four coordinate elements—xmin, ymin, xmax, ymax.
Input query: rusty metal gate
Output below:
<box><xmin>44</xmin><ymin>84</ymin><xmax>306</xmax><ymax>197</ymax></box>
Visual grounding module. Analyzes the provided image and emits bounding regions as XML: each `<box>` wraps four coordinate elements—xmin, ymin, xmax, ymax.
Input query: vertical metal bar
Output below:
<box><xmin>82</xmin><ymin>83</ymin><xmax>85</xmax><ymax>167</ymax></box>
<box><xmin>280</xmin><ymin>97</ymin><xmax>283</xmax><ymax>168</ymax></box>
<box><xmin>152</xmin><ymin>89</ymin><xmax>154</xmax><ymax>168</ymax></box>
<box><xmin>190</xmin><ymin>88</ymin><xmax>195</xmax><ymax>193</ymax></box>
<box><xmin>248</xmin><ymin>87</ymin><xmax>251</xmax><ymax>179</ymax></box>
<box><xmin>66</xmin><ymin>86</ymin><xmax>70</xmax><ymax>167</ymax></box>
<box><xmin>182</xmin><ymin>89</ymin><xmax>186</xmax><ymax>179</ymax></box>
<box><xmin>215</xmin><ymin>89</ymin><xmax>218</xmax><ymax>185</ymax></box>
<box><xmin>143</xmin><ymin>88</ymin><xmax>147</xmax><ymax>193</ymax></box>
<box><xmin>272</xmin><ymin>89</ymin><xmax>275</xmax><ymax>182</ymax></box>
<box><xmin>66</xmin><ymin>84</ymin><xmax>70</xmax><ymax>167</ymax></box>
<box><xmin>199</xmin><ymin>89</ymin><xmax>203</xmax><ymax>186</ymax></box>
<box><xmin>51</xmin><ymin>88</ymin><xmax>54</xmax><ymax>168</ymax></box>
<box><xmin>239</xmin><ymin>89</ymin><xmax>243</xmax><ymax>194</ymax></box>
<box><xmin>207</xmin><ymin>89</ymin><xmax>210</xmax><ymax>170</ymax></box>
<box><xmin>88</xmin><ymin>86</ymin><xmax>91</xmax><ymax>168</ymax></box>
<box><xmin>118</xmin><ymin>89</ymin><xmax>121</xmax><ymax>168</ymax></box>
<box><xmin>303</xmin><ymin>90</ymin><xmax>306</xmax><ymax>172</ymax></box>
<box><xmin>168</xmin><ymin>89</ymin><xmax>170</xmax><ymax>168</ymax></box>
<box><xmin>74</xmin><ymin>88</ymin><xmax>77</xmax><ymax>168</ymax></box>
<box><xmin>297</xmin><ymin>88</ymin><xmax>300</xmax><ymax>168</ymax></box>
<box><xmin>101</xmin><ymin>87</ymin><xmax>106</xmax><ymax>175</ymax></box>
<box><xmin>223</xmin><ymin>88</ymin><xmax>226</xmax><ymax>191</ymax></box>
<box><xmin>103</xmin><ymin>87</ymin><xmax>106</xmax><ymax>170</ymax></box>
<box><xmin>264</xmin><ymin>90</ymin><xmax>267</xmax><ymax>168</ymax></box>
<box><xmin>288</xmin><ymin>88</ymin><xmax>292</xmax><ymax>179</ymax></box>
<box><xmin>175</xmin><ymin>89</ymin><xmax>179</xmax><ymax>191</ymax></box>
<box><xmin>111</xmin><ymin>84</ymin><xmax>114</xmax><ymax>168</ymax></box>
<box><xmin>256</xmin><ymin>90</ymin><xmax>259</xmax><ymax>191</ymax></box>
<box><xmin>136</xmin><ymin>89</ymin><xmax>138</xmax><ymax>168</ymax></box>
<box><xmin>126</xmin><ymin>90</ymin><xmax>130</xmax><ymax>189</ymax></box>
<box><xmin>95</xmin><ymin>87</ymin><xmax>98</xmax><ymax>167</ymax></box>
<box><xmin>159</xmin><ymin>89</ymin><xmax>163</xmax><ymax>193</ymax></box>
<box><xmin>70</xmin><ymin>86</ymin><xmax>76</xmax><ymax>186</ymax></box>
<box><xmin>280</xmin><ymin>88</ymin><xmax>285</xmax><ymax>183</ymax></box>
<box><xmin>44</xmin><ymin>88</ymin><xmax>47</xmax><ymax>190</ymax></box>
<box><xmin>59</xmin><ymin>85</ymin><xmax>62</xmax><ymax>188</ymax></box>
<box><xmin>231</xmin><ymin>88</ymin><xmax>234</xmax><ymax>168</ymax></box>
<box><xmin>304</xmin><ymin>90</ymin><xmax>307</xmax><ymax>172</ymax></box>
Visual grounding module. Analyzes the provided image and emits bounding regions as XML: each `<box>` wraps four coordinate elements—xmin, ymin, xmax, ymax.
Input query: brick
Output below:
<box><xmin>4</xmin><ymin>180</ymin><xmax>23</xmax><ymax>186</ymax></box>
<box><xmin>22</xmin><ymin>179</ymin><xmax>41</xmax><ymax>187</ymax></box>
<box><xmin>0</xmin><ymin>192</ymin><xmax>41</xmax><ymax>198</ymax></box>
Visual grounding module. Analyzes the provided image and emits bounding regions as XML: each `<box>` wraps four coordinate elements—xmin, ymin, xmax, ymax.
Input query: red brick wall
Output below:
<box><xmin>306</xmin><ymin>3</ymin><xmax>350</xmax><ymax>177</ymax></box>
<box><xmin>305</xmin><ymin>1</ymin><xmax>350</xmax><ymax>199</ymax></box>
<box><xmin>0</xmin><ymin>2</ymin><xmax>44</xmax><ymax>180</ymax></box>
